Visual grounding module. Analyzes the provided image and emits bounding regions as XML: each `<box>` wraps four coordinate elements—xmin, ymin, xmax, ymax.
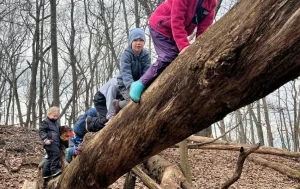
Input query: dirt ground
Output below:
<box><xmin>1</xmin><ymin>125</ymin><xmax>300</xmax><ymax>189</ymax></box>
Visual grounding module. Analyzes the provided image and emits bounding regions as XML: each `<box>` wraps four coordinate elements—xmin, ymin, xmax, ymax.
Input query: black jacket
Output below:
<box><xmin>39</xmin><ymin>117</ymin><xmax>61</xmax><ymax>146</ymax></box>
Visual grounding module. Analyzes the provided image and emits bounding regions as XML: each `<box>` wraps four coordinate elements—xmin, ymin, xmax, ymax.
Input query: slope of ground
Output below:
<box><xmin>0</xmin><ymin>125</ymin><xmax>299</xmax><ymax>188</ymax></box>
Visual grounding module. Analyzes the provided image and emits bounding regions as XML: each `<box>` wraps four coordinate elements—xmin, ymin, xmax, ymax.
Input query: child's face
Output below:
<box><xmin>48</xmin><ymin>112</ymin><xmax>60</xmax><ymax>120</ymax></box>
<box><xmin>131</xmin><ymin>38</ymin><xmax>145</xmax><ymax>55</ymax></box>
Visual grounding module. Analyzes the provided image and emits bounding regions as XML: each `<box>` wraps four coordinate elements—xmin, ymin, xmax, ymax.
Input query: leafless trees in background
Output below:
<box><xmin>0</xmin><ymin>0</ymin><xmax>299</xmax><ymax>152</ymax></box>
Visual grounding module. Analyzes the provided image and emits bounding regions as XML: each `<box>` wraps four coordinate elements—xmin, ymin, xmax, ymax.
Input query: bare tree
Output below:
<box><xmin>53</xmin><ymin>0</ymin><xmax>300</xmax><ymax>187</ymax></box>
<box><xmin>50</xmin><ymin>0</ymin><xmax>60</xmax><ymax>106</ymax></box>
<box><xmin>262</xmin><ymin>97</ymin><xmax>274</xmax><ymax>147</ymax></box>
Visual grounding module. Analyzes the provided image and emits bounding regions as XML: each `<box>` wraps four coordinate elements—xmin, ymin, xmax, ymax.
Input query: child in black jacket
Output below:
<box><xmin>39</xmin><ymin>106</ymin><xmax>62</xmax><ymax>180</ymax></box>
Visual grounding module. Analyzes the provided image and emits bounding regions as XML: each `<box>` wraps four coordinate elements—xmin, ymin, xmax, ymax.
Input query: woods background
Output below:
<box><xmin>0</xmin><ymin>0</ymin><xmax>299</xmax><ymax>152</ymax></box>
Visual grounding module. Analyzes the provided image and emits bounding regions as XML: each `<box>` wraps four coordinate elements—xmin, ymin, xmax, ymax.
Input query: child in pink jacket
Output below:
<box><xmin>130</xmin><ymin>0</ymin><xmax>217</xmax><ymax>102</ymax></box>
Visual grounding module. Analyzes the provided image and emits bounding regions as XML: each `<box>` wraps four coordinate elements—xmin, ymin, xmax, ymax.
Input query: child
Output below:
<box><xmin>130</xmin><ymin>0</ymin><xmax>217</xmax><ymax>102</ymax></box>
<box><xmin>66</xmin><ymin>108</ymin><xmax>107</xmax><ymax>163</ymax></box>
<box><xmin>93</xmin><ymin>77</ymin><xmax>122</xmax><ymax>120</ymax></box>
<box><xmin>114</xmin><ymin>28</ymin><xmax>151</xmax><ymax>111</ymax></box>
<box><xmin>73</xmin><ymin>108</ymin><xmax>98</xmax><ymax>138</ymax></box>
<box><xmin>65</xmin><ymin>132</ymin><xmax>81</xmax><ymax>163</ymax></box>
<box><xmin>39</xmin><ymin>106</ymin><xmax>62</xmax><ymax>180</ymax></box>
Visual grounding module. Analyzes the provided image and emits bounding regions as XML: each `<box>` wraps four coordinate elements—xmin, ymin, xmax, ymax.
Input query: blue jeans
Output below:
<box><xmin>65</xmin><ymin>147</ymin><xmax>76</xmax><ymax>163</ymax></box>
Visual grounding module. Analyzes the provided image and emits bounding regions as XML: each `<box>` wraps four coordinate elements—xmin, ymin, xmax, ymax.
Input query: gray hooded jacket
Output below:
<box><xmin>117</xmin><ymin>46</ymin><xmax>151</xmax><ymax>90</ymax></box>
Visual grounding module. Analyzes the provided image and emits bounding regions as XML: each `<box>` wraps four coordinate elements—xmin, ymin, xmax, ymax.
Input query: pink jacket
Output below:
<box><xmin>149</xmin><ymin>0</ymin><xmax>217</xmax><ymax>51</ymax></box>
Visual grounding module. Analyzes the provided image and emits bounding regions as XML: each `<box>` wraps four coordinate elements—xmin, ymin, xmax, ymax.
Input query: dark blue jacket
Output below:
<box><xmin>117</xmin><ymin>46</ymin><xmax>151</xmax><ymax>89</ymax></box>
<box><xmin>39</xmin><ymin>117</ymin><xmax>61</xmax><ymax>146</ymax></box>
<box><xmin>73</xmin><ymin>108</ymin><xmax>97</xmax><ymax>137</ymax></box>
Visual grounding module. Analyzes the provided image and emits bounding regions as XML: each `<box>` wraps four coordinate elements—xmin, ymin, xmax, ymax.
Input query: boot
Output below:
<box><xmin>112</xmin><ymin>99</ymin><xmax>121</xmax><ymax>114</ymax></box>
<box><xmin>130</xmin><ymin>80</ymin><xmax>145</xmax><ymax>103</ymax></box>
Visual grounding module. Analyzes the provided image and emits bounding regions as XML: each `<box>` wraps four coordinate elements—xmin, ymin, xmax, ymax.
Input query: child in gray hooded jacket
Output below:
<box><xmin>114</xmin><ymin>28</ymin><xmax>151</xmax><ymax>112</ymax></box>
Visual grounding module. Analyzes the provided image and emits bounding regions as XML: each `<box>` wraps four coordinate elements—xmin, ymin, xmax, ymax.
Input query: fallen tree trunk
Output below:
<box><xmin>22</xmin><ymin>180</ymin><xmax>38</xmax><ymax>189</ymax></box>
<box><xmin>56</xmin><ymin>0</ymin><xmax>300</xmax><ymax>188</ymax></box>
<box><xmin>184</xmin><ymin>136</ymin><xmax>300</xmax><ymax>158</ymax></box>
<box><xmin>248</xmin><ymin>155</ymin><xmax>300</xmax><ymax>181</ymax></box>
<box><xmin>145</xmin><ymin>155</ymin><xmax>190</xmax><ymax>189</ymax></box>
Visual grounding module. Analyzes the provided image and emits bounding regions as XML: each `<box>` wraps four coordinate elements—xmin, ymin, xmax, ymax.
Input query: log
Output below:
<box><xmin>131</xmin><ymin>166</ymin><xmax>163</xmax><ymax>189</ymax></box>
<box><xmin>248</xmin><ymin>155</ymin><xmax>300</xmax><ymax>180</ymax></box>
<box><xmin>22</xmin><ymin>180</ymin><xmax>38</xmax><ymax>189</ymax></box>
<box><xmin>221</xmin><ymin>144</ymin><xmax>260</xmax><ymax>189</ymax></box>
<box><xmin>56</xmin><ymin>0</ymin><xmax>300</xmax><ymax>188</ymax></box>
<box><xmin>185</xmin><ymin>136</ymin><xmax>300</xmax><ymax>158</ymax></box>
<box><xmin>145</xmin><ymin>155</ymin><xmax>189</xmax><ymax>189</ymax></box>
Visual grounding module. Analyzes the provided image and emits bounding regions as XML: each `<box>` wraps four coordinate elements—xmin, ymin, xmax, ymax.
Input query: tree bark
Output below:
<box><xmin>56</xmin><ymin>0</ymin><xmax>300</xmax><ymax>188</ymax></box>
<box><xmin>50</xmin><ymin>0</ymin><xmax>59</xmax><ymax>106</ymax></box>
<box><xmin>179</xmin><ymin>140</ymin><xmax>192</xmax><ymax>184</ymax></box>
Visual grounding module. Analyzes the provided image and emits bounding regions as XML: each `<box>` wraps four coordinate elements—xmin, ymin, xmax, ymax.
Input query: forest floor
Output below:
<box><xmin>0</xmin><ymin>125</ymin><xmax>300</xmax><ymax>189</ymax></box>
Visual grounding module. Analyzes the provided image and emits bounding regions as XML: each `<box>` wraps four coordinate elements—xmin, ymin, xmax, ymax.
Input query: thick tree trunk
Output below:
<box><xmin>56</xmin><ymin>0</ymin><xmax>300</xmax><ymax>188</ymax></box>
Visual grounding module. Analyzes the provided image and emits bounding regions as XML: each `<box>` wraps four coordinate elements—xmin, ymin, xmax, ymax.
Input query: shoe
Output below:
<box><xmin>130</xmin><ymin>80</ymin><xmax>145</xmax><ymax>103</ymax></box>
<box><xmin>42</xmin><ymin>175</ymin><xmax>51</xmax><ymax>179</ymax></box>
<box><xmin>112</xmin><ymin>99</ymin><xmax>121</xmax><ymax>114</ymax></box>
<box><xmin>51</xmin><ymin>169</ymin><xmax>62</xmax><ymax>177</ymax></box>
<box><xmin>85</xmin><ymin>116</ymin><xmax>91</xmax><ymax>132</ymax></box>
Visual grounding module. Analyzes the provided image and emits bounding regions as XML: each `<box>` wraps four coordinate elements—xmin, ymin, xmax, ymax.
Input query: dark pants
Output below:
<box><xmin>93</xmin><ymin>91</ymin><xmax>107</xmax><ymax>118</ymax></box>
<box><xmin>86</xmin><ymin>116</ymin><xmax>106</xmax><ymax>132</ymax></box>
<box><xmin>140</xmin><ymin>27</ymin><xmax>179</xmax><ymax>86</ymax></box>
<box><xmin>43</xmin><ymin>144</ymin><xmax>60</xmax><ymax>177</ymax></box>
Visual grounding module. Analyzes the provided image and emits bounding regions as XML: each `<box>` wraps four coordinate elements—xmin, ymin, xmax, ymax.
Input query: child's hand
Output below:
<box><xmin>75</xmin><ymin>148</ymin><xmax>79</xmax><ymax>155</ymax></box>
<box><xmin>45</xmin><ymin>139</ymin><xmax>52</xmax><ymax>145</ymax></box>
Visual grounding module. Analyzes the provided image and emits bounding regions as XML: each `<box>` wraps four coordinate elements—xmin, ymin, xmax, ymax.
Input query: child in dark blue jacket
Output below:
<box><xmin>66</xmin><ymin>108</ymin><xmax>105</xmax><ymax>163</ymax></box>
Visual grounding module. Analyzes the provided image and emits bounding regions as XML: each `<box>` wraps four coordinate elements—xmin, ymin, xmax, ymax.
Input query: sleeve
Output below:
<box><xmin>39</xmin><ymin>120</ymin><xmax>48</xmax><ymax>142</ymax></box>
<box><xmin>196</xmin><ymin>0</ymin><xmax>216</xmax><ymax>38</ymax></box>
<box><xmin>142</xmin><ymin>51</ymin><xmax>151</xmax><ymax>74</ymax></box>
<box><xmin>171</xmin><ymin>0</ymin><xmax>190</xmax><ymax>51</ymax></box>
<box><xmin>120</xmin><ymin>52</ymin><xmax>134</xmax><ymax>89</ymax></box>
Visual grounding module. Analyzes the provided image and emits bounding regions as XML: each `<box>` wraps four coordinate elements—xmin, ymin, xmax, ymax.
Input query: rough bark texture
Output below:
<box><xmin>56</xmin><ymin>0</ymin><xmax>300</xmax><ymax>188</ymax></box>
